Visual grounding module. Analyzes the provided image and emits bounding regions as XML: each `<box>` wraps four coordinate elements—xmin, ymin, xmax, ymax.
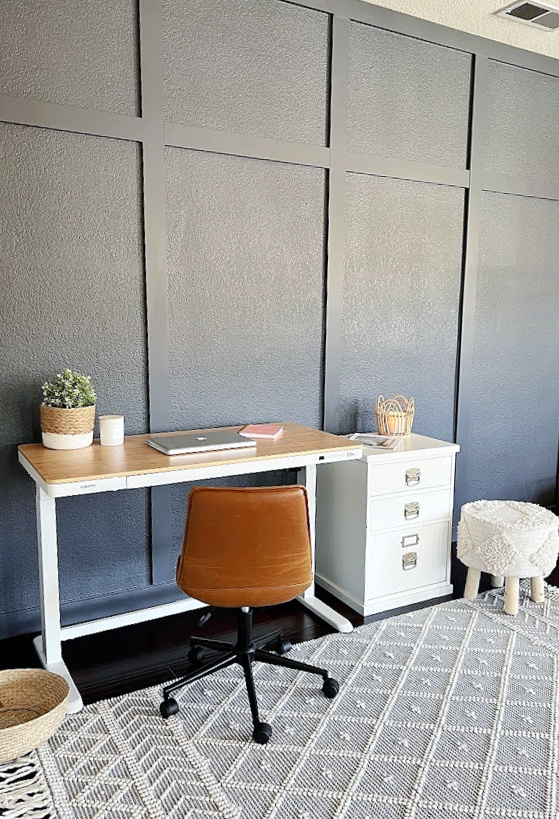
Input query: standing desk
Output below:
<box><xmin>18</xmin><ymin>422</ymin><xmax>362</xmax><ymax>713</ymax></box>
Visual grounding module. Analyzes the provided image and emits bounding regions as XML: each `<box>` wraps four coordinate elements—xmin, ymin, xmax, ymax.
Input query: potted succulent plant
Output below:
<box><xmin>40</xmin><ymin>369</ymin><xmax>97</xmax><ymax>450</ymax></box>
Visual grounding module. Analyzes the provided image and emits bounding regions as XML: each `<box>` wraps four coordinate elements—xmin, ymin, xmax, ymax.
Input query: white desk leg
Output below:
<box><xmin>35</xmin><ymin>486</ymin><xmax>83</xmax><ymax>713</ymax></box>
<box><xmin>297</xmin><ymin>464</ymin><xmax>353</xmax><ymax>634</ymax></box>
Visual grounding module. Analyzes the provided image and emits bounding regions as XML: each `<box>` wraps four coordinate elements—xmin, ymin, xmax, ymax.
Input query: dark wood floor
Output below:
<box><xmin>1</xmin><ymin>588</ymin><xmax>366</xmax><ymax>705</ymax></box>
<box><xmin>2</xmin><ymin>554</ymin><xmax>557</xmax><ymax>706</ymax></box>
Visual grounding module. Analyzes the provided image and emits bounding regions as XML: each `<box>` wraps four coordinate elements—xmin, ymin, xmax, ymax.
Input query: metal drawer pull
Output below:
<box><xmin>401</xmin><ymin>533</ymin><xmax>419</xmax><ymax>548</ymax></box>
<box><xmin>404</xmin><ymin>502</ymin><xmax>420</xmax><ymax>520</ymax></box>
<box><xmin>405</xmin><ymin>468</ymin><xmax>421</xmax><ymax>486</ymax></box>
<box><xmin>402</xmin><ymin>552</ymin><xmax>418</xmax><ymax>571</ymax></box>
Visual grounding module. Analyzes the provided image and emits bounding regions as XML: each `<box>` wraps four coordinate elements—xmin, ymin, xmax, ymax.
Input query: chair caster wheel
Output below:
<box><xmin>188</xmin><ymin>645</ymin><xmax>206</xmax><ymax>666</ymax></box>
<box><xmin>322</xmin><ymin>677</ymin><xmax>339</xmax><ymax>699</ymax></box>
<box><xmin>275</xmin><ymin>636</ymin><xmax>292</xmax><ymax>655</ymax></box>
<box><xmin>160</xmin><ymin>698</ymin><xmax>180</xmax><ymax>718</ymax></box>
<box><xmin>253</xmin><ymin>722</ymin><xmax>272</xmax><ymax>744</ymax></box>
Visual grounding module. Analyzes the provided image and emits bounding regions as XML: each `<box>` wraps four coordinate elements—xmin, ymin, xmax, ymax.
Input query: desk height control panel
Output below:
<box><xmin>315</xmin><ymin>433</ymin><xmax>459</xmax><ymax>617</ymax></box>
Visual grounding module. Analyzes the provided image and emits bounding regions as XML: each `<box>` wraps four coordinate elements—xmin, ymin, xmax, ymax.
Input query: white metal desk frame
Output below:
<box><xmin>19</xmin><ymin>445</ymin><xmax>361</xmax><ymax>713</ymax></box>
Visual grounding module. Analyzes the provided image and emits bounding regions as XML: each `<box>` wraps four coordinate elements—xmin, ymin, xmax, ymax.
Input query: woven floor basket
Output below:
<box><xmin>0</xmin><ymin>669</ymin><xmax>69</xmax><ymax>763</ymax></box>
<box><xmin>40</xmin><ymin>404</ymin><xmax>95</xmax><ymax>435</ymax></box>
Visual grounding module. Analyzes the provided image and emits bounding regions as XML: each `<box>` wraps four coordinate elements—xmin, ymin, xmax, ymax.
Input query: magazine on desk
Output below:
<box><xmin>348</xmin><ymin>432</ymin><xmax>403</xmax><ymax>451</ymax></box>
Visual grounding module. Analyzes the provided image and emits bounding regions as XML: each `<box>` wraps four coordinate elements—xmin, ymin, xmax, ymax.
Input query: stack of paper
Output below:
<box><xmin>348</xmin><ymin>433</ymin><xmax>402</xmax><ymax>450</ymax></box>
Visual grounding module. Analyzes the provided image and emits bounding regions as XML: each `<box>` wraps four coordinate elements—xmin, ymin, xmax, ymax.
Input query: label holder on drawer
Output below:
<box><xmin>401</xmin><ymin>533</ymin><xmax>420</xmax><ymax>548</ymax></box>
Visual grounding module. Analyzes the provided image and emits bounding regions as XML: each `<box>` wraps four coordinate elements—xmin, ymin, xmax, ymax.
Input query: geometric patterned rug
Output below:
<box><xmin>3</xmin><ymin>582</ymin><xmax>559</xmax><ymax>819</ymax></box>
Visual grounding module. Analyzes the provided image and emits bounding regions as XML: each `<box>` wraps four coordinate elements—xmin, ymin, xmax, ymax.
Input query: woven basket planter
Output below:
<box><xmin>40</xmin><ymin>404</ymin><xmax>96</xmax><ymax>450</ymax></box>
<box><xmin>375</xmin><ymin>395</ymin><xmax>415</xmax><ymax>436</ymax></box>
<box><xmin>0</xmin><ymin>669</ymin><xmax>69</xmax><ymax>763</ymax></box>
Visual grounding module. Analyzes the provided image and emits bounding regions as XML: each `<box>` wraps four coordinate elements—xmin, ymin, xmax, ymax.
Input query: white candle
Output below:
<box><xmin>99</xmin><ymin>415</ymin><xmax>124</xmax><ymax>446</ymax></box>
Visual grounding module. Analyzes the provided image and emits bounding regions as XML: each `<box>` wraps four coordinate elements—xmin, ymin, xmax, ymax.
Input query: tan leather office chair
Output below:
<box><xmin>159</xmin><ymin>485</ymin><xmax>340</xmax><ymax>743</ymax></box>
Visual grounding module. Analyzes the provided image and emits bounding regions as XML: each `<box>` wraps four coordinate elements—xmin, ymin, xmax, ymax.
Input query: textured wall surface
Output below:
<box><xmin>163</xmin><ymin>0</ymin><xmax>329</xmax><ymax>144</ymax></box>
<box><xmin>339</xmin><ymin>174</ymin><xmax>463</xmax><ymax>440</ymax></box>
<box><xmin>347</xmin><ymin>22</ymin><xmax>471</xmax><ymax>167</ymax></box>
<box><xmin>483</xmin><ymin>61</ymin><xmax>559</xmax><ymax>184</ymax></box>
<box><xmin>465</xmin><ymin>193</ymin><xmax>559</xmax><ymax>505</ymax></box>
<box><xmin>165</xmin><ymin>149</ymin><xmax>326</xmax><ymax>431</ymax></box>
<box><xmin>0</xmin><ymin>0</ymin><xmax>139</xmax><ymax>115</ymax></box>
<box><xmin>0</xmin><ymin>124</ymin><xmax>149</xmax><ymax>615</ymax></box>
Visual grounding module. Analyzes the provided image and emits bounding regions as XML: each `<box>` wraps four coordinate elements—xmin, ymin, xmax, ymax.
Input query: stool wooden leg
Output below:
<box><xmin>504</xmin><ymin>577</ymin><xmax>519</xmax><ymax>615</ymax></box>
<box><xmin>491</xmin><ymin>575</ymin><xmax>504</xmax><ymax>588</ymax></box>
<box><xmin>530</xmin><ymin>576</ymin><xmax>545</xmax><ymax>604</ymax></box>
<box><xmin>464</xmin><ymin>568</ymin><xmax>481</xmax><ymax>600</ymax></box>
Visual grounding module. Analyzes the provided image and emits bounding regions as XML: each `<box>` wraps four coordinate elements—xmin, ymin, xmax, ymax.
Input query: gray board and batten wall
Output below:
<box><xmin>1</xmin><ymin>0</ymin><xmax>559</xmax><ymax>638</ymax></box>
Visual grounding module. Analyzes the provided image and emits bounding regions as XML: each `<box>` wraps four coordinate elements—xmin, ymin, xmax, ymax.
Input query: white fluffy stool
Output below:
<box><xmin>458</xmin><ymin>500</ymin><xmax>559</xmax><ymax>615</ymax></box>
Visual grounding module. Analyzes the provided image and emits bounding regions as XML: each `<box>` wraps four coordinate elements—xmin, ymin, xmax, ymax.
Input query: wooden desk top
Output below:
<box><xmin>19</xmin><ymin>423</ymin><xmax>361</xmax><ymax>485</ymax></box>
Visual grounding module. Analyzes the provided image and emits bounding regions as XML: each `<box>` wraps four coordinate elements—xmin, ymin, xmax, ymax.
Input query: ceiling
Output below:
<box><xmin>360</xmin><ymin>0</ymin><xmax>559</xmax><ymax>58</ymax></box>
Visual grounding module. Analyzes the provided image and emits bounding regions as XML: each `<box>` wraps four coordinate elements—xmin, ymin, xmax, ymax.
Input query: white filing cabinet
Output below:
<box><xmin>316</xmin><ymin>434</ymin><xmax>460</xmax><ymax>616</ymax></box>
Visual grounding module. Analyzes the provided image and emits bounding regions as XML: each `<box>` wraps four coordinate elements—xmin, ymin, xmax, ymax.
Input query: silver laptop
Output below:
<box><xmin>146</xmin><ymin>431</ymin><xmax>258</xmax><ymax>456</ymax></box>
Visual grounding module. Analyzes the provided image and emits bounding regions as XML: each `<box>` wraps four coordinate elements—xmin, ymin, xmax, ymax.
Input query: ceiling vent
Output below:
<box><xmin>496</xmin><ymin>2</ymin><xmax>559</xmax><ymax>29</ymax></box>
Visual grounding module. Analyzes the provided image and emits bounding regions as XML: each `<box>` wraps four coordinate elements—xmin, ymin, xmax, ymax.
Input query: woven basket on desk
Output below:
<box><xmin>375</xmin><ymin>395</ymin><xmax>415</xmax><ymax>436</ymax></box>
<box><xmin>0</xmin><ymin>669</ymin><xmax>69</xmax><ymax>763</ymax></box>
<box><xmin>40</xmin><ymin>404</ymin><xmax>95</xmax><ymax>450</ymax></box>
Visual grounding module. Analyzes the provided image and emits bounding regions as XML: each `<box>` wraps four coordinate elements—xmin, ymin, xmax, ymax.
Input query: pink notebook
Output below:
<box><xmin>239</xmin><ymin>424</ymin><xmax>284</xmax><ymax>440</ymax></box>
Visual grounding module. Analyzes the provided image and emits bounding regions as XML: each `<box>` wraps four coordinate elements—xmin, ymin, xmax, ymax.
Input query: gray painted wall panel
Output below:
<box><xmin>162</xmin><ymin>0</ymin><xmax>329</xmax><ymax>145</ymax></box>
<box><xmin>465</xmin><ymin>193</ymin><xmax>559</xmax><ymax>505</ymax></box>
<box><xmin>166</xmin><ymin>148</ymin><xmax>325</xmax><ymax>431</ymax></box>
<box><xmin>0</xmin><ymin>0</ymin><xmax>139</xmax><ymax>116</ymax></box>
<box><xmin>347</xmin><ymin>22</ymin><xmax>471</xmax><ymax>168</ymax></box>
<box><xmin>339</xmin><ymin>174</ymin><xmax>463</xmax><ymax>439</ymax></box>
<box><xmin>483</xmin><ymin>61</ymin><xmax>559</xmax><ymax>185</ymax></box>
<box><xmin>0</xmin><ymin>124</ymin><xmax>149</xmax><ymax>616</ymax></box>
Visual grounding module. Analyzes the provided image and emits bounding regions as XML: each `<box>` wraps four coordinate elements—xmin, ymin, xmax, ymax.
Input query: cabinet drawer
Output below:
<box><xmin>368</xmin><ymin>488</ymin><xmax>452</xmax><ymax>532</ymax></box>
<box><xmin>368</xmin><ymin>456</ymin><xmax>452</xmax><ymax>497</ymax></box>
<box><xmin>365</xmin><ymin>521</ymin><xmax>449</xmax><ymax>600</ymax></box>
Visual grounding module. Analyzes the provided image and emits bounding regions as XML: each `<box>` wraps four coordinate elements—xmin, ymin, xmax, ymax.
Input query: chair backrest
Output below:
<box><xmin>176</xmin><ymin>485</ymin><xmax>313</xmax><ymax>608</ymax></box>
